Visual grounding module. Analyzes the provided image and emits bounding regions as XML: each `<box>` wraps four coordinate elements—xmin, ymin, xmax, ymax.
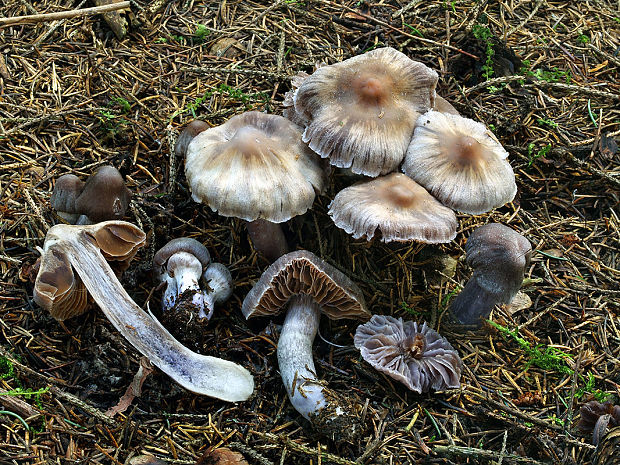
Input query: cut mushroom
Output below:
<box><xmin>402</xmin><ymin>110</ymin><xmax>516</xmax><ymax>214</ymax></box>
<box><xmin>354</xmin><ymin>315</ymin><xmax>462</xmax><ymax>393</ymax></box>
<box><xmin>328</xmin><ymin>173</ymin><xmax>457</xmax><ymax>243</ymax></box>
<box><xmin>33</xmin><ymin>221</ymin><xmax>254</xmax><ymax>402</ymax></box>
<box><xmin>183</xmin><ymin>111</ymin><xmax>326</xmax><ymax>262</ymax></box>
<box><xmin>293</xmin><ymin>47</ymin><xmax>438</xmax><ymax>176</ymax></box>
<box><xmin>242</xmin><ymin>250</ymin><xmax>370</xmax><ymax>436</ymax></box>
<box><xmin>450</xmin><ymin>223</ymin><xmax>532</xmax><ymax>326</ymax></box>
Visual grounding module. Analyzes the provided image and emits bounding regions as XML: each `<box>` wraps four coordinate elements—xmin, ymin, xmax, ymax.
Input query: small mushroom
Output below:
<box><xmin>33</xmin><ymin>221</ymin><xmax>254</xmax><ymax>402</ymax></box>
<box><xmin>354</xmin><ymin>315</ymin><xmax>462</xmax><ymax>393</ymax></box>
<box><xmin>50</xmin><ymin>174</ymin><xmax>85</xmax><ymax>223</ymax></box>
<box><xmin>176</xmin><ymin>120</ymin><xmax>210</xmax><ymax>159</ymax></box>
<box><xmin>242</xmin><ymin>250</ymin><xmax>370</xmax><ymax>435</ymax></box>
<box><xmin>50</xmin><ymin>166</ymin><xmax>131</xmax><ymax>224</ymax></box>
<box><xmin>402</xmin><ymin>110</ymin><xmax>517</xmax><ymax>214</ymax></box>
<box><xmin>292</xmin><ymin>47</ymin><xmax>438</xmax><ymax>176</ymax></box>
<box><xmin>450</xmin><ymin>223</ymin><xmax>532</xmax><ymax>326</ymax></box>
<box><xmin>153</xmin><ymin>238</ymin><xmax>212</xmax><ymax>313</ymax></box>
<box><xmin>183</xmin><ymin>111</ymin><xmax>326</xmax><ymax>262</ymax></box>
<box><xmin>433</xmin><ymin>94</ymin><xmax>459</xmax><ymax>115</ymax></box>
<box><xmin>328</xmin><ymin>173</ymin><xmax>457</xmax><ymax>243</ymax></box>
<box><xmin>202</xmin><ymin>262</ymin><xmax>233</xmax><ymax>320</ymax></box>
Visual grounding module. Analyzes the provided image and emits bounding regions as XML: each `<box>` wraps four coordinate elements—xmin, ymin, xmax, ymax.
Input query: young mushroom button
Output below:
<box><xmin>74</xmin><ymin>165</ymin><xmax>131</xmax><ymax>223</ymax></box>
<box><xmin>450</xmin><ymin>223</ymin><xmax>532</xmax><ymax>326</ymax></box>
<box><xmin>183</xmin><ymin>111</ymin><xmax>326</xmax><ymax>262</ymax></box>
<box><xmin>292</xmin><ymin>46</ymin><xmax>438</xmax><ymax>176</ymax></box>
<box><xmin>328</xmin><ymin>173</ymin><xmax>457</xmax><ymax>243</ymax></box>
<box><xmin>402</xmin><ymin>110</ymin><xmax>517</xmax><ymax>214</ymax></box>
<box><xmin>242</xmin><ymin>250</ymin><xmax>370</xmax><ymax>436</ymax></box>
<box><xmin>50</xmin><ymin>174</ymin><xmax>85</xmax><ymax>224</ymax></box>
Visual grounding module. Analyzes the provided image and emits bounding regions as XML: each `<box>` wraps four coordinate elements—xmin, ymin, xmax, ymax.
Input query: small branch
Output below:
<box><xmin>433</xmin><ymin>444</ymin><xmax>552</xmax><ymax>465</ymax></box>
<box><xmin>0</xmin><ymin>1</ymin><xmax>130</xmax><ymax>26</ymax></box>
<box><xmin>253</xmin><ymin>432</ymin><xmax>358</xmax><ymax>465</ymax></box>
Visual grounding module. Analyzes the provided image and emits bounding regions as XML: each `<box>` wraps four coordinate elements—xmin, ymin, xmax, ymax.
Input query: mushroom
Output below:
<box><xmin>579</xmin><ymin>401</ymin><xmax>620</xmax><ymax>445</ymax></box>
<box><xmin>450</xmin><ymin>223</ymin><xmax>532</xmax><ymax>326</ymax></box>
<box><xmin>183</xmin><ymin>111</ymin><xmax>326</xmax><ymax>262</ymax></box>
<box><xmin>402</xmin><ymin>110</ymin><xmax>517</xmax><ymax>214</ymax></box>
<box><xmin>175</xmin><ymin>120</ymin><xmax>210</xmax><ymax>159</ymax></box>
<box><xmin>242</xmin><ymin>250</ymin><xmax>370</xmax><ymax>434</ymax></box>
<box><xmin>33</xmin><ymin>221</ymin><xmax>254</xmax><ymax>402</ymax></box>
<box><xmin>328</xmin><ymin>173</ymin><xmax>458</xmax><ymax>243</ymax></box>
<box><xmin>433</xmin><ymin>94</ymin><xmax>459</xmax><ymax>115</ymax></box>
<box><xmin>153</xmin><ymin>238</ymin><xmax>212</xmax><ymax>313</ymax></box>
<box><xmin>292</xmin><ymin>47</ymin><xmax>438</xmax><ymax>176</ymax></box>
<box><xmin>354</xmin><ymin>315</ymin><xmax>462</xmax><ymax>393</ymax></box>
<box><xmin>202</xmin><ymin>262</ymin><xmax>233</xmax><ymax>320</ymax></box>
<box><xmin>50</xmin><ymin>165</ymin><xmax>131</xmax><ymax>224</ymax></box>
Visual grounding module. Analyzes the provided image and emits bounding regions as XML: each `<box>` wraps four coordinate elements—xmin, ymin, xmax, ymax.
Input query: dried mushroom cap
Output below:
<box><xmin>328</xmin><ymin>173</ymin><xmax>457</xmax><ymax>243</ymax></box>
<box><xmin>293</xmin><ymin>47</ymin><xmax>438</xmax><ymax>176</ymax></box>
<box><xmin>402</xmin><ymin>110</ymin><xmax>517</xmax><ymax>214</ymax></box>
<box><xmin>50</xmin><ymin>174</ymin><xmax>85</xmax><ymax>217</ymax></box>
<box><xmin>33</xmin><ymin>247</ymin><xmax>89</xmax><ymax>320</ymax></box>
<box><xmin>153</xmin><ymin>237</ymin><xmax>211</xmax><ymax>270</ymax></box>
<box><xmin>185</xmin><ymin>111</ymin><xmax>326</xmax><ymax>223</ymax></box>
<box><xmin>75</xmin><ymin>165</ymin><xmax>131</xmax><ymax>222</ymax></box>
<box><xmin>242</xmin><ymin>250</ymin><xmax>370</xmax><ymax>320</ymax></box>
<box><xmin>354</xmin><ymin>315</ymin><xmax>462</xmax><ymax>393</ymax></box>
<box><xmin>88</xmin><ymin>221</ymin><xmax>147</xmax><ymax>271</ymax></box>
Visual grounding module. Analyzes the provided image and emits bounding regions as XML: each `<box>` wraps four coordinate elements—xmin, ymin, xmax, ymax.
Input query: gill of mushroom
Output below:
<box><xmin>35</xmin><ymin>221</ymin><xmax>254</xmax><ymax>402</ymax></box>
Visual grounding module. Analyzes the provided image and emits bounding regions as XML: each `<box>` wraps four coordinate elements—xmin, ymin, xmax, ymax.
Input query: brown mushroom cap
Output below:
<box><xmin>328</xmin><ymin>173</ymin><xmax>458</xmax><ymax>243</ymax></box>
<box><xmin>242</xmin><ymin>250</ymin><xmax>370</xmax><ymax>320</ymax></box>
<box><xmin>293</xmin><ymin>47</ymin><xmax>438</xmax><ymax>176</ymax></box>
<box><xmin>75</xmin><ymin>165</ymin><xmax>131</xmax><ymax>222</ymax></box>
<box><xmin>433</xmin><ymin>94</ymin><xmax>459</xmax><ymax>115</ymax></box>
<box><xmin>50</xmin><ymin>174</ymin><xmax>85</xmax><ymax>217</ymax></box>
<box><xmin>402</xmin><ymin>110</ymin><xmax>516</xmax><ymax>214</ymax></box>
<box><xmin>354</xmin><ymin>315</ymin><xmax>462</xmax><ymax>393</ymax></box>
<box><xmin>153</xmin><ymin>237</ymin><xmax>211</xmax><ymax>270</ymax></box>
<box><xmin>185</xmin><ymin>111</ymin><xmax>326</xmax><ymax>223</ymax></box>
<box><xmin>175</xmin><ymin>120</ymin><xmax>210</xmax><ymax>158</ymax></box>
<box><xmin>34</xmin><ymin>221</ymin><xmax>146</xmax><ymax>320</ymax></box>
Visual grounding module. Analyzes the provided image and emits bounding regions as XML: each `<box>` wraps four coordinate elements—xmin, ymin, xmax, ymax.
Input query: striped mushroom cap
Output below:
<box><xmin>328</xmin><ymin>173</ymin><xmax>457</xmax><ymax>243</ymax></box>
<box><xmin>185</xmin><ymin>111</ymin><xmax>326</xmax><ymax>223</ymax></box>
<box><xmin>354</xmin><ymin>315</ymin><xmax>462</xmax><ymax>393</ymax></box>
<box><xmin>293</xmin><ymin>47</ymin><xmax>438</xmax><ymax>176</ymax></box>
<box><xmin>402</xmin><ymin>110</ymin><xmax>517</xmax><ymax>214</ymax></box>
<box><xmin>242</xmin><ymin>250</ymin><xmax>370</xmax><ymax>321</ymax></box>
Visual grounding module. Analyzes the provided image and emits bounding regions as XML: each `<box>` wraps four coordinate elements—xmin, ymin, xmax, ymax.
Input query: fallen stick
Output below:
<box><xmin>0</xmin><ymin>1</ymin><xmax>130</xmax><ymax>26</ymax></box>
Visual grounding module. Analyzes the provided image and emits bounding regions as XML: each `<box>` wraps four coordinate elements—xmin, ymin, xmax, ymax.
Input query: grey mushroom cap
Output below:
<box><xmin>175</xmin><ymin>120</ymin><xmax>210</xmax><ymax>158</ymax></box>
<box><xmin>50</xmin><ymin>174</ymin><xmax>85</xmax><ymax>222</ymax></box>
<box><xmin>153</xmin><ymin>237</ymin><xmax>211</xmax><ymax>270</ymax></box>
<box><xmin>328</xmin><ymin>173</ymin><xmax>458</xmax><ymax>243</ymax></box>
<box><xmin>402</xmin><ymin>110</ymin><xmax>517</xmax><ymax>214</ymax></box>
<box><xmin>241</xmin><ymin>250</ymin><xmax>370</xmax><ymax>321</ymax></box>
<box><xmin>293</xmin><ymin>47</ymin><xmax>438</xmax><ymax>176</ymax></box>
<box><xmin>354</xmin><ymin>315</ymin><xmax>462</xmax><ymax>393</ymax></box>
<box><xmin>185</xmin><ymin>111</ymin><xmax>326</xmax><ymax>223</ymax></box>
<box><xmin>75</xmin><ymin>165</ymin><xmax>131</xmax><ymax>223</ymax></box>
<box><xmin>450</xmin><ymin>223</ymin><xmax>532</xmax><ymax>326</ymax></box>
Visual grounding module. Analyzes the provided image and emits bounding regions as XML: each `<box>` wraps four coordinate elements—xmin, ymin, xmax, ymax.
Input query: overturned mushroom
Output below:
<box><xmin>183</xmin><ymin>111</ymin><xmax>326</xmax><ymax>262</ymax></box>
<box><xmin>242</xmin><ymin>250</ymin><xmax>370</xmax><ymax>436</ymax></box>
<box><xmin>450</xmin><ymin>223</ymin><xmax>532</xmax><ymax>326</ymax></box>
<box><xmin>34</xmin><ymin>221</ymin><xmax>254</xmax><ymax>402</ymax></box>
<box><xmin>402</xmin><ymin>110</ymin><xmax>516</xmax><ymax>214</ymax></box>
<box><xmin>292</xmin><ymin>47</ymin><xmax>438</xmax><ymax>176</ymax></box>
<box><xmin>355</xmin><ymin>315</ymin><xmax>462</xmax><ymax>392</ymax></box>
<box><xmin>328</xmin><ymin>173</ymin><xmax>457</xmax><ymax>243</ymax></box>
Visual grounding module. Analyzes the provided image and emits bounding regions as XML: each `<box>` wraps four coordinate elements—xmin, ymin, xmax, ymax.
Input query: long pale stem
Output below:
<box><xmin>277</xmin><ymin>294</ymin><xmax>326</xmax><ymax>419</ymax></box>
<box><xmin>50</xmin><ymin>229</ymin><xmax>254</xmax><ymax>402</ymax></box>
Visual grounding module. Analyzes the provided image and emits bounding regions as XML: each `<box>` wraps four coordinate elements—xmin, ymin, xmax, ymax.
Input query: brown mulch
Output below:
<box><xmin>1</xmin><ymin>0</ymin><xmax>619</xmax><ymax>464</ymax></box>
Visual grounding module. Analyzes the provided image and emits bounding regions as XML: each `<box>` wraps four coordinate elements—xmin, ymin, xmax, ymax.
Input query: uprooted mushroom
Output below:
<box><xmin>242</xmin><ymin>250</ymin><xmax>370</xmax><ymax>438</ymax></box>
<box><xmin>33</xmin><ymin>221</ymin><xmax>254</xmax><ymax>402</ymax></box>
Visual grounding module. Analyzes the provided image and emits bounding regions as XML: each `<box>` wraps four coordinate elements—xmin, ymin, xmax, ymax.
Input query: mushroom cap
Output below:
<box><xmin>242</xmin><ymin>250</ymin><xmax>370</xmax><ymax>320</ymax></box>
<box><xmin>433</xmin><ymin>94</ymin><xmax>459</xmax><ymax>115</ymax></box>
<box><xmin>293</xmin><ymin>47</ymin><xmax>438</xmax><ymax>176</ymax></box>
<box><xmin>50</xmin><ymin>174</ymin><xmax>85</xmax><ymax>215</ymax></box>
<box><xmin>328</xmin><ymin>173</ymin><xmax>458</xmax><ymax>243</ymax></box>
<box><xmin>175</xmin><ymin>120</ymin><xmax>210</xmax><ymax>158</ymax></box>
<box><xmin>75</xmin><ymin>165</ymin><xmax>132</xmax><ymax>222</ymax></box>
<box><xmin>33</xmin><ymin>221</ymin><xmax>146</xmax><ymax>320</ymax></box>
<box><xmin>354</xmin><ymin>315</ymin><xmax>462</xmax><ymax>393</ymax></box>
<box><xmin>185</xmin><ymin>111</ymin><xmax>326</xmax><ymax>223</ymax></box>
<box><xmin>402</xmin><ymin>110</ymin><xmax>517</xmax><ymax>214</ymax></box>
<box><xmin>153</xmin><ymin>237</ymin><xmax>211</xmax><ymax>270</ymax></box>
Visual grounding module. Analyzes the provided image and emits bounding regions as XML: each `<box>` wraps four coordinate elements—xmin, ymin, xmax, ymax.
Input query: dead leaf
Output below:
<box><xmin>105</xmin><ymin>357</ymin><xmax>154</xmax><ymax>417</ymax></box>
<box><xmin>196</xmin><ymin>448</ymin><xmax>249</xmax><ymax>465</ymax></box>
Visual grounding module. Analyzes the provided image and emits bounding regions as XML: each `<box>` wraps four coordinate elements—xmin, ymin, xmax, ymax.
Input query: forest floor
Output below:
<box><xmin>0</xmin><ymin>0</ymin><xmax>619</xmax><ymax>464</ymax></box>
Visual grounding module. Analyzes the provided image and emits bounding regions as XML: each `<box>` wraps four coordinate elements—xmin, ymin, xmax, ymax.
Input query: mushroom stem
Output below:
<box><xmin>277</xmin><ymin>294</ymin><xmax>326</xmax><ymax>419</ymax></box>
<box><xmin>47</xmin><ymin>226</ymin><xmax>254</xmax><ymax>401</ymax></box>
<box><xmin>245</xmin><ymin>219</ymin><xmax>288</xmax><ymax>263</ymax></box>
<box><xmin>449</xmin><ymin>279</ymin><xmax>510</xmax><ymax>326</ymax></box>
